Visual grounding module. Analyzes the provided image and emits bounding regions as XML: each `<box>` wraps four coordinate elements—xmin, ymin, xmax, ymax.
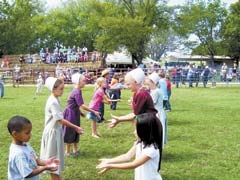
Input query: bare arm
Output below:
<box><xmin>103</xmin><ymin>94</ymin><xmax>120</xmax><ymax>104</ymax></box>
<box><xmin>59</xmin><ymin>119</ymin><xmax>84</xmax><ymax>134</ymax></box>
<box><xmin>26</xmin><ymin>157</ymin><xmax>59</xmax><ymax>178</ymax></box>
<box><xmin>108</xmin><ymin>113</ymin><xmax>136</xmax><ymax>128</ymax></box>
<box><xmin>97</xmin><ymin>145</ymin><xmax>150</xmax><ymax>174</ymax></box>
<box><xmin>80</xmin><ymin>104</ymin><xmax>101</xmax><ymax>119</ymax></box>
<box><xmin>98</xmin><ymin>144</ymin><xmax>136</xmax><ymax>164</ymax></box>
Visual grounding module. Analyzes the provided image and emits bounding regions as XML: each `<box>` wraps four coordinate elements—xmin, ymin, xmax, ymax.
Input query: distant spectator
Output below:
<box><xmin>27</xmin><ymin>54</ymin><xmax>33</xmax><ymax>63</ymax></box>
<box><xmin>13</xmin><ymin>64</ymin><xmax>21</xmax><ymax>88</ymax></box>
<box><xmin>55</xmin><ymin>64</ymin><xmax>62</xmax><ymax>78</ymax></box>
<box><xmin>165</xmin><ymin>75</ymin><xmax>172</xmax><ymax>111</ymax></box>
<box><xmin>201</xmin><ymin>66</ymin><xmax>210</xmax><ymax>88</ymax></box>
<box><xmin>221</xmin><ymin>62</ymin><xmax>227</xmax><ymax>82</ymax></box>
<box><xmin>211</xmin><ymin>68</ymin><xmax>217</xmax><ymax>88</ymax></box>
<box><xmin>19</xmin><ymin>55</ymin><xmax>25</xmax><ymax>64</ymax></box>
<box><xmin>3</xmin><ymin>56</ymin><xmax>10</xmax><ymax>67</ymax></box>
<box><xmin>36</xmin><ymin>75</ymin><xmax>44</xmax><ymax>95</ymax></box>
<box><xmin>82</xmin><ymin>46</ymin><xmax>88</xmax><ymax>55</ymax></box>
<box><xmin>39</xmin><ymin>48</ymin><xmax>45</xmax><ymax>59</ymax></box>
<box><xmin>91</xmin><ymin>52</ymin><xmax>96</xmax><ymax>63</ymax></box>
<box><xmin>226</xmin><ymin>70</ymin><xmax>233</xmax><ymax>87</ymax></box>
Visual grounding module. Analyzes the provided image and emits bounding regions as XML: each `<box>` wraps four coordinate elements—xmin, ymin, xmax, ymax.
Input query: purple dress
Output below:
<box><xmin>63</xmin><ymin>88</ymin><xmax>84</xmax><ymax>143</ymax></box>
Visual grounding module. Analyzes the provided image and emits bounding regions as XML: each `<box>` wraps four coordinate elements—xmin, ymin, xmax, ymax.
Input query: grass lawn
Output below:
<box><xmin>0</xmin><ymin>84</ymin><xmax>240</xmax><ymax>180</ymax></box>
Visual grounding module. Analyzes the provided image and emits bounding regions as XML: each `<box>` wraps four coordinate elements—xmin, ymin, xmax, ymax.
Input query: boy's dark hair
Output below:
<box><xmin>136</xmin><ymin>113</ymin><xmax>163</xmax><ymax>171</ymax></box>
<box><xmin>7</xmin><ymin>116</ymin><xmax>31</xmax><ymax>134</ymax></box>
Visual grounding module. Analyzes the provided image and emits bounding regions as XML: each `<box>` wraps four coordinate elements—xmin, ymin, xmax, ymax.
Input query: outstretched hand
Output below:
<box><xmin>45</xmin><ymin>157</ymin><xmax>60</xmax><ymax>171</ymax></box>
<box><xmin>76</xmin><ymin>126</ymin><xmax>84</xmax><ymax>134</ymax></box>
<box><xmin>108</xmin><ymin>114</ymin><xmax>119</xmax><ymax>128</ymax></box>
<box><xmin>94</xmin><ymin>111</ymin><xmax>101</xmax><ymax>120</ymax></box>
<box><xmin>96</xmin><ymin>159</ymin><xmax>111</xmax><ymax>175</ymax></box>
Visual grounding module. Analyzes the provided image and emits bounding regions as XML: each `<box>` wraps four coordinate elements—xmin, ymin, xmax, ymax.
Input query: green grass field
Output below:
<box><xmin>0</xmin><ymin>84</ymin><xmax>240</xmax><ymax>180</ymax></box>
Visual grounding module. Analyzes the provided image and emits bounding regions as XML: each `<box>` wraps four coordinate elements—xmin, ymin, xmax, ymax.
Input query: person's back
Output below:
<box><xmin>0</xmin><ymin>74</ymin><xmax>4</xmax><ymax>98</ymax></box>
<box><xmin>158</xmin><ymin>73</ymin><xmax>168</xmax><ymax>109</ymax></box>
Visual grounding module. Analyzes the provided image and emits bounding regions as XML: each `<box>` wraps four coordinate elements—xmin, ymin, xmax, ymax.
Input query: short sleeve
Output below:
<box><xmin>143</xmin><ymin>145</ymin><xmax>158</xmax><ymax>159</ymax></box>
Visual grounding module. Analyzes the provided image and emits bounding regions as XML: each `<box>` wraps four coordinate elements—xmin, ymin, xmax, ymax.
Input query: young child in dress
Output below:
<box><xmin>87</xmin><ymin>77</ymin><xmax>119</xmax><ymax>138</ymax></box>
<box><xmin>40</xmin><ymin>77</ymin><xmax>84</xmax><ymax>180</ymax></box>
<box><xmin>99</xmin><ymin>69</ymin><xmax>110</xmax><ymax>121</ymax></box>
<box><xmin>7</xmin><ymin>115</ymin><xmax>59</xmax><ymax>180</ymax></box>
<box><xmin>96</xmin><ymin>113</ymin><xmax>163</xmax><ymax>180</ymax></box>
<box><xmin>36</xmin><ymin>75</ymin><xmax>43</xmax><ymax>95</ymax></box>
<box><xmin>63</xmin><ymin>73</ymin><xmax>100</xmax><ymax>156</ymax></box>
<box><xmin>145</xmin><ymin>72</ymin><xmax>168</xmax><ymax>146</ymax></box>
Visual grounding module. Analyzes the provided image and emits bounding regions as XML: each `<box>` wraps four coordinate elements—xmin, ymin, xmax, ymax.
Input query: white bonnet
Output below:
<box><xmin>148</xmin><ymin>72</ymin><xmax>160</xmax><ymax>85</ymax></box>
<box><xmin>71</xmin><ymin>73</ymin><xmax>83</xmax><ymax>84</ymax></box>
<box><xmin>127</xmin><ymin>68</ymin><xmax>145</xmax><ymax>84</ymax></box>
<box><xmin>45</xmin><ymin>77</ymin><xmax>57</xmax><ymax>91</ymax></box>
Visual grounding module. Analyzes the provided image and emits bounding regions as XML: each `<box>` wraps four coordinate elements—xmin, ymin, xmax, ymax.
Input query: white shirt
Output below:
<box><xmin>135</xmin><ymin>142</ymin><xmax>162</xmax><ymax>180</ymax></box>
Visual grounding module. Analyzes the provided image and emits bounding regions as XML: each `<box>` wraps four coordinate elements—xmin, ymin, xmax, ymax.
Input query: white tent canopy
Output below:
<box><xmin>106</xmin><ymin>51</ymin><xmax>132</xmax><ymax>65</ymax></box>
<box><xmin>143</xmin><ymin>57</ymin><xmax>161</xmax><ymax>65</ymax></box>
<box><xmin>106</xmin><ymin>51</ymin><xmax>160</xmax><ymax>65</ymax></box>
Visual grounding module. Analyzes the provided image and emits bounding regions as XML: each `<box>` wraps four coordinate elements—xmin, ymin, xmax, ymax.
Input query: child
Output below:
<box><xmin>96</xmin><ymin>113</ymin><xmax>163</xmax><ymax>180</ymax></box>
<box><xmin>145</xmin><ymin>72</ymin><xmax>167</xmax><ymax>146</ymax></box>
<box><xmin>40</xmin><ymin>77</ymin><xmax>84</xmax><ymax>180</ymax></box>
<box><xmin>87</xmin><ymin>77</ymin><xmax>119</xmax><ymax>138</ymax></box>
<box><xmin>99</xmin><ymin>69</ymin><xmax>110</xmax><ymax>121</ymax></box>
<box><xmin>7</xmin><ymin>115</ymin><xmax>59</xmax><ymax>180</ymax></box>
<box><xmin>36</xmin><ymin>75</ymin><xmax>43</xmax><ymax>95</ymax></box>
<box><xmin>109</xmin><ymin>75</ymin><xmax>125</xmax><ymax>110</ymax></box>
<box><xmin>63</xmin><ymin>73</ymin><xmax>100</xmax><ymax>156</ymax></box>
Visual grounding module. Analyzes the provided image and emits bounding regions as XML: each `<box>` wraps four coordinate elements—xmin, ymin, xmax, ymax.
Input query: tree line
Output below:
<box><xmin>0</xmin><ymin>0</ymin><xmax>239</xmax><ymax>65</ymax></box>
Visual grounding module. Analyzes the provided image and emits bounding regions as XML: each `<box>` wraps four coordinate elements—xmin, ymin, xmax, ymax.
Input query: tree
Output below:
<box><xmin>175</xmin><ymin>0</ymin><xmax>227</xmax><ymax>59</ymax></box>
<box><xmin>221</xmin><ymin>1</ymin><xmax>240</xmax><ymax>62</ymax></box>
<box><xmin>0</xmin><ymin>0</ymin><xmax>42</xmax><ymax>54</ymax></box>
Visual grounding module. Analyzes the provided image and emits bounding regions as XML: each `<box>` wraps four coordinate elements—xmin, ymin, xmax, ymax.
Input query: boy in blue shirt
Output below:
<box><xmin>7</xmin><ymin>116</ymin><xmax>59</xmax><ymax>180</ymax></box>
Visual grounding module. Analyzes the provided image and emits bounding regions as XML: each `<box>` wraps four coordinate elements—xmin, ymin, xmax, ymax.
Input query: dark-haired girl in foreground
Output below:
<box><xmin>96</xmin><ymin>113</ymin><xmax>163</xmax><ymax>180</ymax></box>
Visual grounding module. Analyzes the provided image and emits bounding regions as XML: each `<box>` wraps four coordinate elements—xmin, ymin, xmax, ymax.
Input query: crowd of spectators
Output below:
<box><xmin>167</xmin><ymin>62</ymin><xmax>240</xmax><ymax>88</ymax></box>
<box><xmin>39</xmin><ymin>46</ymin><xmax>100</xmax><ymax>64</ymax></box>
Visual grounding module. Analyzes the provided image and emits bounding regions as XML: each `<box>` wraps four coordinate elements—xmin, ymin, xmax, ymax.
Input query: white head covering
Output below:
<box><xmin>127</xmin><ymin>68</ymin><xmax>145</xmax><ymax>84</ymax></box>
<box><xmin>71</xmin><ymin>73</ymin><xmax>83</xmax><ymax>84</ymax></box>
<box><xmin>148</xmin><ymin>72</ymin><xmax>160</xmax><ymax>85</ymax></box>
<box><xmin>45</xmin><ymin>77</ymin><xmax>57</xmax><ymax>91</ymax></box>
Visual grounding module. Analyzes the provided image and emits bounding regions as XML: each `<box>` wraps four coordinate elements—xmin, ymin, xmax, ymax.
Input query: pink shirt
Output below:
<box><xmin>89</xmin><ymin>88</ymin><xmax>105</xmax><ymax>111</ymax></box>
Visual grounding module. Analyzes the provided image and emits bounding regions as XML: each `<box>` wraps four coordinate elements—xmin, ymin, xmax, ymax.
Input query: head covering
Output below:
<box><xmin>128</xmin><ymin>68</ymin><xmax>145</xmax><ymax>84</ymax></box>
<box><xmin>71</xmin><ymin>73</ymin><xmax>83</xmax><ymax>84</ymax></box>
<box><xmin>45</xmin><ymin>77</ymin><xmax>57</xmax><ymax>91</ymax></box>
<box><xmin>148</xmin><ymin>72</ymin><xmax>160</xmax><ymax>85</ymax></box>
<box><xmin>101</xmin><ymin>69</ymin><xmax>109</xmax><ymax>77</ymax></box>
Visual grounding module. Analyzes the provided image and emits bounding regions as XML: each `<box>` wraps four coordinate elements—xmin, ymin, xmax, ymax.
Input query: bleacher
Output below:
<box><xmin>0</xmin><ymin>53</ymin><xmax>102</xmax><ymax>84</ymax></box>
